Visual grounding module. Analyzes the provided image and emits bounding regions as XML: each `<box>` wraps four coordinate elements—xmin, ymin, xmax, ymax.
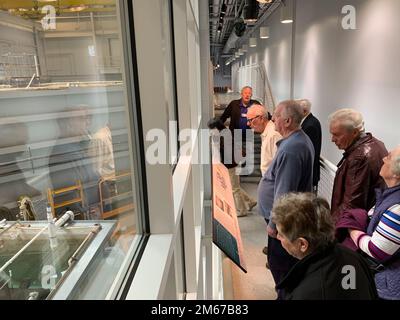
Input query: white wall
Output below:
<box><xmin>232</xmin><ymin>0</ymin><xmax>293</xmax><ymax>104</ymax></box>
<box><xmin>294</xmin><ymin>0</ymin><xmax>400</xmax><ymax>163</ymax></box>
<box><xmin>234</xmin><ymin>0</ymin><xmax>400</xmax><ymax>164</ymax></box>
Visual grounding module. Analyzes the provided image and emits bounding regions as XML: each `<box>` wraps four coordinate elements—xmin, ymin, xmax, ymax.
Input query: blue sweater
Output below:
<box><xmin>257</xmin><ymin>130</ymin><xmax>314</xmax><ymax>228</ymax></box>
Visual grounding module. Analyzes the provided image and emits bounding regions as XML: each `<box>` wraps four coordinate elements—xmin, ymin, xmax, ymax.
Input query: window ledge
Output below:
<box><xmin>125</xmin><ymin>234</ymin><xmax>173</xmax><ymax>300</ymax></box>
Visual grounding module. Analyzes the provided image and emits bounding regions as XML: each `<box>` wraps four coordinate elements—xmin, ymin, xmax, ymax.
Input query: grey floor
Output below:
<box><xmin>230</xmin><ymin>182</ymin><xmax>277</xmax><ymax>300</ymax></box>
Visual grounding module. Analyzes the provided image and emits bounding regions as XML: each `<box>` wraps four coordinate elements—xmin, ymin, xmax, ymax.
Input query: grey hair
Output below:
<box><xmin>328</xmin><ymin>108</ymin><xmax>365</xmax><ymax>132</ymax></box>
<box><xmin>248</xmin><ymin>104</ymin><xmax>268</xmax><ymax>119</ymax></box>
<box><xmin>298</xmin><ymin>99</ymin><xmax>312</xmax><ymax>114</ymax></box>
<box><xmin>393</xmin><ymin>153</ymin><xmax>400</xmax><ymax>176</ymax></box>
<box><xmin>272</xmin><ymin>193</ymin><xmax>335</xmax><ymax>251</ymax></box>
<box><xmin>241</xmin><ymin>86</ymin><xmax>253</xmax><ymax>93</ymax></box>
<box><xmin>279</xmin><ymin>100</ymin><xmax>304</xmax><ymax>127</ymax></box>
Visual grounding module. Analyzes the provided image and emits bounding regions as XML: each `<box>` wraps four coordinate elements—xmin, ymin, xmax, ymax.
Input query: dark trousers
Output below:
<box><xmin>267</xmin><ymin>236</ymin><xmax>299</xmax><ymax>299</ymax></box>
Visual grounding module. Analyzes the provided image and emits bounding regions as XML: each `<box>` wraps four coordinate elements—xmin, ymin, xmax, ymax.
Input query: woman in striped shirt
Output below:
<box><xmin>349</xmin><ymin>145</ymin><xmax>400</xmax><ymax>300</ymax></box>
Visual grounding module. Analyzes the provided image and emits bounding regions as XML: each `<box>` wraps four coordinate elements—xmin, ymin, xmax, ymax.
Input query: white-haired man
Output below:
<box><xmin>247</xmin><ymin>104</ymin><xmax>282</xmax><ymax>259</ymax></box>
<box><xmin>298</xmin><ymin>99</ymin><xmax>322</xmax><ymax>192</ymax></box>
<box><xmin>247</xmin><ymin>104</ymin><xmax>282</xmax><ymax>176</ymax></box>
<box><xmin>329</xmin><ymin>108</ymin><xmax>387</xmax><ymax>221</ymax></box>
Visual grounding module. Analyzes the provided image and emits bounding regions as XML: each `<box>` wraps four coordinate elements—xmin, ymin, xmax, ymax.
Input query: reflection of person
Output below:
<box><xmin>48</xmin><ymin>106</ymin><xmax>100</xmax><ymax>218</ymax></box>
<box><xmin>0</xmin><ymin>123</ymin><xmax>39</xmax><ymax>211</ymax></box>
<box><xmin>89</xmin><ymin>122</ymin><xmax>116</xmax><ymax>214</ymax></box>
<box><xmin>272</xmin><ymin>192</ymin><xmax>378</xmax><ymax>300</ymax></box>
<box><xmin>298</xmin><ymin>99</ymin><xmax>322</xmax><ymax>192</ymax></box>
<box><xmin>257</xmin><ymin>100</ymin><xmax>314</xmax><ymax>296</ymax></box>
<box><xmin>246</xmin><ymin>104</ymin><xmax>282</xmax><ymax>176</ymax></box>
<box><xmin>347</xmin><ymin>145</ymin><xmax>400</xmax><ymax>300</ymax></box>
<box><xmin>89</xmin><ymin>123</ymin><xmax>115</xmax><ymax>178</ymax></box>
<box><xmin>329</xmin><ymin>109</ymin><xmax>387</xmax><ymax>221</ymax></box>
<box><xmin>219</xmin><ymin>86</ymin><xmax>259</xmax><ymax>215</ymax></box>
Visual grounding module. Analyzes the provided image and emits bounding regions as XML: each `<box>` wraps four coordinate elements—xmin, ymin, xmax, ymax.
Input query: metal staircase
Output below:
<box><xmin>240</xmin><ymin>132</ymin><xmax>262</xmax><ymax>183</ymax></box>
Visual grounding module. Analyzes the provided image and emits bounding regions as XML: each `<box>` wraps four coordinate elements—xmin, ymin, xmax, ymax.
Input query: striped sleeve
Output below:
<box><xmin>358</xmin><ymin>204</ymin><xmax>400</xmax><ymax>262</ymax></box>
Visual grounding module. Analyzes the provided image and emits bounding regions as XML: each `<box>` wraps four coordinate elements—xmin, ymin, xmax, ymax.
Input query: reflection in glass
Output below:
<box><xmin>0</xmin><ymin>1</ymin><xmax>140</xmax><ymax>299</ymax></box>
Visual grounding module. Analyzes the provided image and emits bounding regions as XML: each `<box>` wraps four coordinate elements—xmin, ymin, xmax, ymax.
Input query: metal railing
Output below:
<box><xmin>318</xmin><ymin>156</ymin><xmax>337</xmax><ymax>205</ymax></box>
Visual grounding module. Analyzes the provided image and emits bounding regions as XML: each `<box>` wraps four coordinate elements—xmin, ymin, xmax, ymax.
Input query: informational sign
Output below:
<box><xmin>212</xmin><ymin>162</ymin><xmax>247</xmax><ymax>273</ymax></box>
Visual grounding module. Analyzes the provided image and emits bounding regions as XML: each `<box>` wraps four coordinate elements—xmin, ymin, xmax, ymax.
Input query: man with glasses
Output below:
<box><xmin>247</xmin><ymin>104</ymin><xmax>282</xmax><ymax>176</ymax></box>
<box><xmin>247</xmin><ymin>104</ymin><xmax>282</xmax><ymax>261</ymax></box>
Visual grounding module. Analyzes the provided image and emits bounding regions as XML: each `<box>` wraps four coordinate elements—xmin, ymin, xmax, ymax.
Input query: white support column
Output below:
<box><xmin>132</xmin><ymin>0</ymin><xmax>175</xmax><ymax>234</ymax></box>
<box><xmin>198</xmin><ymin>0</ymin><xmax>216</xmax><ymax>300</ymax></box>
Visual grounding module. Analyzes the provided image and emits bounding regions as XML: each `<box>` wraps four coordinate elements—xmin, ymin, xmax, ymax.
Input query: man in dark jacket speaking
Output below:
<box><xmin>219</xmin><ymin>86</ymin><xmax>260</xmax><ymax>216</ymax></box>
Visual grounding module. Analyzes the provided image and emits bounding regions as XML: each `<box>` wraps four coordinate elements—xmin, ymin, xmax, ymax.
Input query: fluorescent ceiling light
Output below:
<box><xmin>69</xmin><ymin>5</ymin><xmax>88</xmax><ymax>12</ymax></box>
<box><xmin>260</xmin><ymin>26</ymin><xmax>270</xmax><ymax>39</ymax></box>
<box><xmin>281</xmin><ymin>3</ymin><xmax>293</xmax><ymax>24</ymax></box>
<box><xmin>249</xmin><ymin>37</ymin><xmax>257</xmax><ymax>47</ymax></box>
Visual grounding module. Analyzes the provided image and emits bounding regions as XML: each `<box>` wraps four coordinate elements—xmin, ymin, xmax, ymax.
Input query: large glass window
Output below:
<box><xmin>0</xmin><ymin>1</ymin><xmax>143</xmax><ymax>299</ymax></box>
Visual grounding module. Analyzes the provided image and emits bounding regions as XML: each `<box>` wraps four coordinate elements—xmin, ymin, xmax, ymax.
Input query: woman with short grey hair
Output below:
<box><xmin>271</xmin><ymin>192</ymin><xmax>377</xmax><ymax>300</ymax></box>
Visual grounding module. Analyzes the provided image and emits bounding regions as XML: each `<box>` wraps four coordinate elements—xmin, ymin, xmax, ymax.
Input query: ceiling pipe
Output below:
<box><xmin>222</xmin><ymin>0</ymin><xmax>246</xmax><ymax>54</ymax></box>
<box><xmin>214</xmin><ymin>0</ymin><xmax>236</xmax><ymax>64</ymax></box>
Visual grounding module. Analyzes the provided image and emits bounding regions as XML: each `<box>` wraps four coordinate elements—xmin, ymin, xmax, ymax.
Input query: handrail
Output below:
<box><xmin>320</xmin><ymin>155</ymin><xmax>337</xmax><ymax>174</ymax></box>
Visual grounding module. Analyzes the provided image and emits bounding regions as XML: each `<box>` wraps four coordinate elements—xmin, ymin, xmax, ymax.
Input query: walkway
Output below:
<box><xmin>230</xmin><ymin>182</ymin><xmax>277</xmax><ymax>300</ymax></box>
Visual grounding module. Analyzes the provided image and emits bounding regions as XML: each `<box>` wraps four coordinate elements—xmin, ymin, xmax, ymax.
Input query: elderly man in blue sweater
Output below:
<box><xmin>257</xmin><ymin>100</ymin><xmax>314</xmax><ymax>299</ymax></box>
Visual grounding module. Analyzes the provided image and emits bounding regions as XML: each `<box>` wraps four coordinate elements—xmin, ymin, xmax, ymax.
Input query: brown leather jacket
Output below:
<box><xmin>331</xmin><ymin>133</ymin><xmax>388</xmax><ymax>221</ymax></box>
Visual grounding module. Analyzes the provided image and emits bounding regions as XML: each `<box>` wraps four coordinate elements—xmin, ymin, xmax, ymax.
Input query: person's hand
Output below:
<box><xmin>349</xmin><ymin>229</ymin><xmax>365</xmax><ymax>246</ymax></box>
<box><xmin>267</xmin><ymin>225</ymin><xmax>278</xmax><ymax>238</ymax></box>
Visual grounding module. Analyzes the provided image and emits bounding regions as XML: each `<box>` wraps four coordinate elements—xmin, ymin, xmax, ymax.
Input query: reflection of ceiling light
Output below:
<box><xmin>249</xmin><ymin>37</ymin><xmax>257</xmax><ymax>47</ymax></box>
<box><xmin>257</xmin><ymin>0</ymin><xmax>273</xmax><ymax>3</ymax></box>
<box><xmin>69</xmin><ymin>5</ymin><xmax>88</xmax><ymax>12</ymax></box>
<box><xmin>19</xmin><ymin>8</ymin><xmax>29</xmax><ymax>12</ymax></box>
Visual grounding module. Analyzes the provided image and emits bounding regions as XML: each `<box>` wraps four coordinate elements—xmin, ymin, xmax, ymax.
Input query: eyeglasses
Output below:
<box><xmin>247</xmin><ymin>115</ymin><xmax>262</xmax><ymax>124</ymax></box>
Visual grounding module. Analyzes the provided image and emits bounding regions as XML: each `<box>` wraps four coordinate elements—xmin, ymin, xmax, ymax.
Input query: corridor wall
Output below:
<box><xmin>232</xmin><ymin>0</ymin><xmax>400</xmax><ymax>164</ymax></box>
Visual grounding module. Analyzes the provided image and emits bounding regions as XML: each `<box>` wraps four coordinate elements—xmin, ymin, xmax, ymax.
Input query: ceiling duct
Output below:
<box><xmin>222</xmin><ymin>18</ymin><xmax>246</xmax><ymax>54</ymax></box>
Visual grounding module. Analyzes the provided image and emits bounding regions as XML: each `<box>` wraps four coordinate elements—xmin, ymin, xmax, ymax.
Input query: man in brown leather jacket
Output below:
<box><xmin>329</xmin><ymin>108</ymin><xmax>388</xmax><ymax>221</ymax></box>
